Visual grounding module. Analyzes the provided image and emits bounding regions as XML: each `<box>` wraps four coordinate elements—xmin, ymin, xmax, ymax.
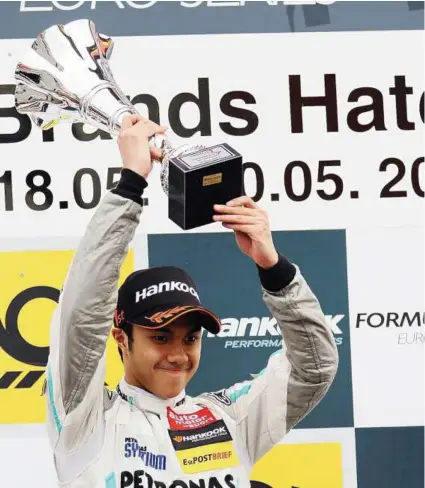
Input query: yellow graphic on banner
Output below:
<box><xmin>250</xmin><ymin>442</ymin><xmax>343</xmax><ymax>488</ymax></box>
<box><xmin>177</xmin><ymin>441</ymin><xmax>239</xmax><ymax>475</ymax></box>
<box><xmin>0</xmin><ymin>249</ymin><xmax>133</xmax><ymax>424</ymax></box>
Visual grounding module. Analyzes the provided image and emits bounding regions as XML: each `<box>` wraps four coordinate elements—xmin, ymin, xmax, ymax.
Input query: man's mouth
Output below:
<box><xmin>157</xmin><ymin>367</ymin><xmax>189</xmax><ymax>374</ymax></box>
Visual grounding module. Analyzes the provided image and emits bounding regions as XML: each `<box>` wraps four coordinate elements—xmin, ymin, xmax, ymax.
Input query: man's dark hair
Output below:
<box><xmin>117</xmin><ymin>322</ymin><xmax>134</xmax><ymax>361</ymax></box>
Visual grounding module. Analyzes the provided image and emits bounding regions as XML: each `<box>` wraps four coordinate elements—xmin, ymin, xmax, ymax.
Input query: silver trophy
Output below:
<box><xmin>14</xmin><ymin>18</ymin><xmax>205</xmax><ymax>195</ymax></box>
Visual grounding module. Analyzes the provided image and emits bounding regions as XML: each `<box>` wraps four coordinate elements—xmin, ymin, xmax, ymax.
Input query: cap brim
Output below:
<box><xmin>131</xmin><ymin>304</ymin><xmax>221</xmax><ymax>335</ymax></box>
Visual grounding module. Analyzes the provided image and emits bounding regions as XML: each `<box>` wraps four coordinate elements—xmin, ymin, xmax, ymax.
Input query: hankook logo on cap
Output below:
<box><xmin>135</xmin><ymin>282</ymin><xmax>200</xmax><ymax>303</ymax></box>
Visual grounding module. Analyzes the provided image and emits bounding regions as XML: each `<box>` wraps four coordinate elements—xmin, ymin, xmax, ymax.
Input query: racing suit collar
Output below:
<box><xmin>117</xmin><ymin>378</ymin><xmax>186</xmax><ymax>416</ymax></box>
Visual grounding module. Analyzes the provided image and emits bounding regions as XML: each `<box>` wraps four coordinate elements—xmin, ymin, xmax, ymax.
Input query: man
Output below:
<box><xmin>45</xmin><ymin>114</ymin><xmax>338</xmax><ymax>488</ymax></box>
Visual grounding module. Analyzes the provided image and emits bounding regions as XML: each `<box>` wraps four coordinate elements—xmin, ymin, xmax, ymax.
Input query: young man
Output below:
<box><xmin>45</xmin><ymin>115</ymin><xmax>338</xmax><ymax>488</ymax></box>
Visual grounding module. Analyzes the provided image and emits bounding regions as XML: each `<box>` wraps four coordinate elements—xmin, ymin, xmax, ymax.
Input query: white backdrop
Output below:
<box><xmin>1</xmin><ymin>31</ymin><xmax>423</xmax><ymax>237</ymax></box>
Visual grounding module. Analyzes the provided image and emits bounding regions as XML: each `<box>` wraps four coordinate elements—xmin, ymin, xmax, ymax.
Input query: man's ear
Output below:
<box><xmin>112</xmin><ymin>328</ymin><xmax>128</xmax><ymax>355</ymax></box>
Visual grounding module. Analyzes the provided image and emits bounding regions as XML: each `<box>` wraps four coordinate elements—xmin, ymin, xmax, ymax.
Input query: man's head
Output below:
<box><xmin>111</xmin><ymin>266</ymin><xmax>221</xmax><ymax>399</ymax></box>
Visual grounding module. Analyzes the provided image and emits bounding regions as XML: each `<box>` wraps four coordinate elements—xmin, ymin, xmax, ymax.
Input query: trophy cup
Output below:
<box><xmin>14</xmin><ymin>18</ymin><xmax>243</xmax><ymax>230</ymax></box>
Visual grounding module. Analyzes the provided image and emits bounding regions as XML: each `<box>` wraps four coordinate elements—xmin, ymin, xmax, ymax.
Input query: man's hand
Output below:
<box><xmin>118</xmin><ymin>115</ymin><xmax>167</xmax><ymax>179</ymax></box>
<box><xmin>213</xmin><ymin>196</ymin><xmax>279</xmax><ymax>269</ymax></box>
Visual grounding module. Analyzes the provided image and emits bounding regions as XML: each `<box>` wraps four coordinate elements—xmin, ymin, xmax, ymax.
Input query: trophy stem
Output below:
<box><xmin>80</xmin><ymin>81</ymin><xmax>116</xmax><ymax>119</ymax></box>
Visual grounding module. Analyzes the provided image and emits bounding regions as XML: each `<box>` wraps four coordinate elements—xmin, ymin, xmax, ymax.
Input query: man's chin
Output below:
<box><xmin>154</xmin><ymin>372</ymin><xmax>190</xmax><ymax>398</ymax></box>
<box><xmin>159</xmin><ymin>386</ymin><xmax>186</xmax><ymax>400</ymax></box>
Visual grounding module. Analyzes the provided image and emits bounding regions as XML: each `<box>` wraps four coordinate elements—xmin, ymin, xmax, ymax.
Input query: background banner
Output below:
<box><xmin>0</xmin><ymin>1</ymin><xmax>423</xmax><ymax>487</ymax></box>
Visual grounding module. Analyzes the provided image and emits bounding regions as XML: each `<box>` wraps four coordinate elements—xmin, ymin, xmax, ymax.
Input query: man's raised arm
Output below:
<box><xmin>45</xmin><ymin>116</ymin><xmax>166</xmax><ymax>454</ymax></box>
<box><xmin>200</xmin><ymin>196</ymin><xmax>339</xmax><ymax>465</ymax></box>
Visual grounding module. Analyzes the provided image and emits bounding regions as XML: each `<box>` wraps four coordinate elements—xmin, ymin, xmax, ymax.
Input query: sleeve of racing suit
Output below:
<box><xmin>199</xmin><ymin>253</ymin><xmax>339</xmax><ymax>465</ymax></box>
<box><xmin>45</xmin><ymin>169</ymin><xmax>147</xmax><ymax>453</ymax></box>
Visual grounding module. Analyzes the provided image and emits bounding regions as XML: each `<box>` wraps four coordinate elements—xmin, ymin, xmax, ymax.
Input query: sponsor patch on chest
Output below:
<box><xmin>120</xmin><ymin>470</ymin><xmax>237</xmax><ymax>487</ymax></box>
<box><xmin>167</xmin><ymin>406</ymin><xmax>217</xmax><ymax>431</ymax></box>
<box><xmin>123</xmin><ymin>438</ymin><xmax>167</xmax><ymax>471</ymax></box>
<box><xmin>168</xmin><ymin>420</ymin><xmax>239</xmax><ymax>474</ymax></box>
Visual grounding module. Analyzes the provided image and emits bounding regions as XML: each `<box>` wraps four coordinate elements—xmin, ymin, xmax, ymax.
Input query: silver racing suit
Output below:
<box><xmin>45</xmin><ymin>180</ymin><xmax>338</xmax><ymax>488</ymax></box>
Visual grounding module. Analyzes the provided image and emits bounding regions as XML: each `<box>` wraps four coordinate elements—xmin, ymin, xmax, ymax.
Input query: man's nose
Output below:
<box><xmin>166</xmin><ymin>344</ymin><xmax>189</xmax><ymax>364</ymax></box>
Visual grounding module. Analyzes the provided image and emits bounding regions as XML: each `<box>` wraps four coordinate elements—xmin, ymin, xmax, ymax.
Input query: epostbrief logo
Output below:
<box><xmin>183</xmin><ymin>449</ymin><xmax>233</xmax><ymax>467</ymax></box>
<box><xmin>176</xmin><ymin>440</ymin><xmax>239</xmax><ymax>475</ymax></box>
<box><xmin>0</xmin><ymin>249</ymin><xmax>133</xmax><ymax>424</ymax></box>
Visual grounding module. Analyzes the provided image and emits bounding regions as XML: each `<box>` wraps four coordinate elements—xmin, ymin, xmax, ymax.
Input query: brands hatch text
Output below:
<box><xmin>1</xmin><ymin>73</ymin><xmax>424</xmax><ymax>214</ymax></box>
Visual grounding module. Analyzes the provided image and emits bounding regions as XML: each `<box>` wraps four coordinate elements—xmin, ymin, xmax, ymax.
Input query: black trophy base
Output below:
<box><xmin>168</xmin><ymin>143</ymin><xmax>243</xmax><ymax>230</ymax></box>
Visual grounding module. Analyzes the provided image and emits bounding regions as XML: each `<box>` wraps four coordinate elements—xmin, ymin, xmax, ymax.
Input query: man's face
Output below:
<box><xmin>115</xmin><ymin>315</ymin><xmax>202</xmax><ymax>399</ymax></box>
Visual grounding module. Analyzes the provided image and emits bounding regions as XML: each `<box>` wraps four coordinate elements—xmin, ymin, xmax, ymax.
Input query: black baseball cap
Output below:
<box><xmin>113</xmin><ymin>266</ymin><xmax>221</xmax><ymax>334</ymax></box>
